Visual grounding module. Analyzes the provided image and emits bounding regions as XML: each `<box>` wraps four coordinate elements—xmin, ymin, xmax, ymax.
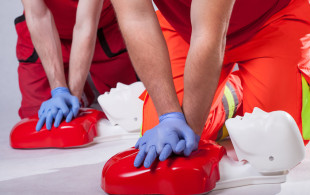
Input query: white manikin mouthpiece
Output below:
<box><xmin>225</xmin><ymin>107</ymin><xmax>305</xmax><ymax>173</ymax></box>
<box><xmin>98</xmin><ymin>82</ymin><xmax>145</xmax><ymax>132</ymax></box>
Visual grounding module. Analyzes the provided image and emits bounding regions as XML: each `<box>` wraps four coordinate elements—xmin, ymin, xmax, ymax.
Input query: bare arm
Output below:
<box><xmin>21</xmin><ymin>0</ymin><xmax>66</xmax><ymax>89</ymax></box>
<box><xmin>111</xmin><ymin>0</ymin><xmax>182</xmax><ymax>116</ymax></box>
<box><xmin>68</xmin><ymin>0</ymin><xmax>104</xmax><ymax>99</ymax></box>
<box><xmin>183</xmin><ymin>0</ymin><xmax>235</xmax><ymax>135</ymax></box>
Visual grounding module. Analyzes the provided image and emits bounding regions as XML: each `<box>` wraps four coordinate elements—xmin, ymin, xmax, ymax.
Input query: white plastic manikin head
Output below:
<box><xmin>225</xmin><ymin>107</ymin><xmax>305</xmax><ymax>173</ymax></box>
<box><xmin>98</xmin><ymin>82</ymin><xmax>145</xmax><ymax>132</ymax></box>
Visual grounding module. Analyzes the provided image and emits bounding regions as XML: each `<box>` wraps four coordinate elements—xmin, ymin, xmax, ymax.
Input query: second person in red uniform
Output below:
<box><xmin>17</xmin><ymin>0</ymin><xmax>137</xmax><ymax>130</ymax></box>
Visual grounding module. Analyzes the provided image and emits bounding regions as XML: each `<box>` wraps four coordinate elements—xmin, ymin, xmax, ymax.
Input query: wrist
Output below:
<box><xmin>51</xmin><ymin>87</ymin><xmax>70</xmax><ymax>97</ymax></box>
<box><xmin>68</xmin><ymin>82</ymin><xmax>84</xmax><ymax>100</ymax></box>
<box><xmin>69</xmin><ymin>89</ymin><xmax>82</xmax><ymax>100</ymax></box>
<box><xmin>159</xmin><ymin>112</ymin><xmax>186</xmax><ymax>123</ymax></box>
<box><xmin>50</xmin><ymin>80</ymin><xmax>68</xmax><ymax>91</ymax></box>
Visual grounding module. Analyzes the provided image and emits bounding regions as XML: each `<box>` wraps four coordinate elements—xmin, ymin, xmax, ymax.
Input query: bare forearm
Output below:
<box><xmin>183</xmin><ymin>0</ymin><xmax>235</xmax><ymax>135</ymax></box>
<box><xmin>112</xmin><ymin>0</ymin><xmax>181</xmax><ymax>116</ymax></box>
<box><xmin>68</xmin><ymin>0</ymin><xmax>103</xmax><ymax>99</ymax></box>
<box><xmin>24</xmin><ymin>7</ymin><xmax>66</xmax><ymax>89</ymax></box>
<box><xmin>68</xmin><ymin>29</ymin><xmax>97</xmax><ymax>99</ymax></box>
<box><xmin>121</xmin><ymin>20</ymin><xmax>181</xmax><ymax>115</ymax></box>
<box><xmin>183</xmin><ymin>38</ymin><xmax>224</xmax><ymax>135</ymax></box>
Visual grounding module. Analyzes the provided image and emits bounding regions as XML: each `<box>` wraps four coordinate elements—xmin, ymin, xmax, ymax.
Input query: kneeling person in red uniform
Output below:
<box><xmin>110</xmin><ymin>0</ymin><xmax>310</xmax><ymax>168</ymax></box>
<box><xmin>16</xmin><ymin>0</ymin><xmax>137</xmax><ymax>131</ymax></box>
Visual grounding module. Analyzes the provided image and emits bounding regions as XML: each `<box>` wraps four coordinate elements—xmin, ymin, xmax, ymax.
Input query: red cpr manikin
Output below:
<box><xmin>100</xmin><ymin>101</ymin><xmax>306</xmax><ymax>194</ymax></box>
<box><xmin>10</xmin><ymin>108</ymin><xmax>105</xmax><ymax>148</ymax></box>
<box><xmin>101</xmin><ymin>140</ymin><xmax>225</xmax><ymax>195</ymax></box>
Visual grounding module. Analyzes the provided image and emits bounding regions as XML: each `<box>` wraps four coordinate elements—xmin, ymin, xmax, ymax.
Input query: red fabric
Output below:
<box><xmin>43</xmin><ymin>0</ymin><xmax>115</xmax><ymax>39</ymax></box>
<box><xmin>298</xmin><ymin>34</ymin><xmax>310</xmax><ymax>84</ymax></box>
<box><xmin>153</xmin><ymin>0</ymin><xmax>290</xmax><ymax>46</ymax></box>
<box><xmin>15</xmin><ymin>15</ymin><xmax>136</xmax><ymax>118</ymax></box>
<box><xmin>142</xmin><ymin>0</ymin><xmax>310</xmax><ymax>145</ymax></box>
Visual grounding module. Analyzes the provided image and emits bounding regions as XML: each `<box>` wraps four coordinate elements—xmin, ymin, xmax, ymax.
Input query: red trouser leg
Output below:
<box><xmin>16</xmin><ymin>15</ymin><xmax>136</xmax><ymax>119</ymax></box>
<box><xmin>15</xmin><ymin>14</ymin><xmax>54</xmax><ymax>118</ymax></box>
<box><xmin>224</xmin><ymin>0</ymin><xmax>310</xmax><ymax>144</ymax></box>
<box><xmin>141</xmin><ymin>12</ymin><xmax>243</xmax><ymax>141</ymax></box>
<box><xmin>18</xmin><ymin>62</ymin><xmax>50</xmax><ymax>118</ymax></box>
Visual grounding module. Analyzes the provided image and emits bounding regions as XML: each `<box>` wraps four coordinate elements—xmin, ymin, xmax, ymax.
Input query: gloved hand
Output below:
<box><xmin>36</xmin><ymin>87</ymin><xmax>80</xmax><ymax>131</ymax></box>
<box><xmin>134</xmin><ymin>112</ymin><xmax>200</xmax><ymax>168</ymax></box>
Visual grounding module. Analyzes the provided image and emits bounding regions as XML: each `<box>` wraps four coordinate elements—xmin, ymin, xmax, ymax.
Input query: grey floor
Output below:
<box><xmin>1</xmin><ymin>1</ymin><xmax>310</xmax><ymax>195</ymax></box>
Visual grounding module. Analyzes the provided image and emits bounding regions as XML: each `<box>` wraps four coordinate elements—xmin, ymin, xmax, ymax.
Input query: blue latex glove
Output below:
<box><xmin>36</xmin><ymin>87</ymin><xmax>80</xmax><ymax>131</ymax></box>
<box><xmin>134</xmin><ymin>112</ymin><xmax>200</xmax><ymax>168</ymax></box>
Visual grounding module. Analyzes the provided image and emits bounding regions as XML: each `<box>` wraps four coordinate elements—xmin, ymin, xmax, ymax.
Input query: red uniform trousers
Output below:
<box><xmin>15</xmin><ymin>14</ymin><xmax>137</xmax><ymax>118</ymax></box>
<box><xmin>142</xmin><ymin>0</ymin><xmax>310</xmax><ymax>144</ymax></box>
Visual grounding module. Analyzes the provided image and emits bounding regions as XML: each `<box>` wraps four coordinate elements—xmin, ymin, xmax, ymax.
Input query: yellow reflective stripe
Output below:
<box><xmin>140</xmin><ymin>116</ymin><xmax>143</xmax><ymax>137</ymax></box>
<box><xmin>221</xmin><ymin>125</ymin><xmax>229</xmax><ymax>140</ymax></box>
<box><xmin>139</xmin><ymin>123</ymin><xmax>143</xmax><ymax>137</ymax></box>
<box><xmin>224</xmin><ymin>85</ymin><xmax>236</xmax><ymax>119</ymax></box>
<box><xmin>302</xmin><ymin>75</ymin><xmax>310</xmax><ymax>140</ymax></box>
<box><xmin>227</xmin><ymin>82</ymin><xmax>239</xmax><ymax>114</ymax></box>
<box><xmin>217</xmin><ymin>85</ymin><xmax>238</xmax><ymax>141</ymax></box>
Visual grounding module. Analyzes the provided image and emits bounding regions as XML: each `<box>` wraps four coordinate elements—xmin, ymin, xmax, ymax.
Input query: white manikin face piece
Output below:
<box><xmin>225</xmin><ymin>107</ymin><xmax>305</xmax><ymax>173</ymax></box>
<box><xmin>98</xmin><ymin>82</ymin><xmax>145</xmax><ymax>132</ymax></box>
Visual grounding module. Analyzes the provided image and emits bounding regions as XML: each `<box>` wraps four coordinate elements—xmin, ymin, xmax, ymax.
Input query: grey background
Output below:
<box><xmin>0</xmin><ymin>1</ymin><xmax>23</xmax><ymax>142</ymax></box>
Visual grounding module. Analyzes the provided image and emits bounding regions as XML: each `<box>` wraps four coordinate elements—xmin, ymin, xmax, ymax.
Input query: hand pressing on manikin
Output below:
<box><xmin>134</xmin><ymin>112</ymin><xmax>200</xmax><ymax>168</ymax></box>
<box><xmin>36</xmin><ymin>87</ymin><xmax>80</xmax><ymax>131</ymax></box>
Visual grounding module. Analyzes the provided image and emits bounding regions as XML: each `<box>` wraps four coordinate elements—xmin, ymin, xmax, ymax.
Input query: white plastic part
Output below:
<box><xmin>225</xmin><ymin>107</ymin><xmax>305</xmax><ymax>173</ymax></box>
<box><xmin>94</xmin><ymin>118</ymin><xmax>140</xmax><ymax>143</ymax></box>
<box><xmin>97</xmin><ymin>82</ymin><xmax>145</xmax><ymax>133</ymax></box>
<box><xmin>214</xmin><ymin>139</ymin><xmax>288</xmax><ymax>190</ymax></box>
<box><xmin>214</xmin><ymin>108</ymin><xmax>305</xmax><ymax>190</ymax></box>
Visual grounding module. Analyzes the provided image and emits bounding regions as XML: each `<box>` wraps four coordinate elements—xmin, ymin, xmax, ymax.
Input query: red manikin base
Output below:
<box><xmin>10</xmin><ymin>108</ymin><xmax>105</xmax><ymax>149</ymax></box>
<box><xmin>101</xmin><ymin>140</ymin><xmax>225</xmax><ymax>195</ymax></box>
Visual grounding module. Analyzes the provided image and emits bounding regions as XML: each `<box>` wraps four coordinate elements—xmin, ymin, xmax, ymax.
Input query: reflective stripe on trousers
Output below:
<box><xmin>216</xmin><ymin>83</ymin><xmax>240</xmax><ymax>141</ymax></box>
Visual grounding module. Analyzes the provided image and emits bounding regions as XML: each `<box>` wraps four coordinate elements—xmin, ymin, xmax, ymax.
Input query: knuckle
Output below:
<box><xmin>186</xmin><ymin>141</ymin><xmax>195</xmax><ymax>149</ymax></box>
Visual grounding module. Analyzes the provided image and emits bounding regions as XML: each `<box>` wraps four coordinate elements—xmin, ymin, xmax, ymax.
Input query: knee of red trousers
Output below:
<box><xmin>18</xmin><ymin>62</ymin><xmax>50</xmax><ymax>118</ymax></box>
<box><xmin>201</xmin><ymin>72</ymin><xmax>243</xmax><ymax>141</ymax></box>
<box><xmin>18</xmin><ymin>106</ymin><xmax>40</xmax><ymax>119</ymax></box>
<box><xmin>200</xmin><ymin>106</ymin><xmax>227</xmax><ymax>141</ymax></box>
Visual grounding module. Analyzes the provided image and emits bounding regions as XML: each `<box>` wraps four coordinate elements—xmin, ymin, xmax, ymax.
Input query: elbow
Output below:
<box><xmin>190</xmin><ymin>29</ymin><xmax>227</xmax><ymax>60</ymax></box>
<box><xmin>191</xmin><ymin>16</ymin><xmax>229</xmax><ymax>50</ymax></box>
<box><xmin>73</xmin><ymin>21</ymin><xmax>97</xmax><ymax>41</ymax></box>
<box><xmin>191</xmin><ymin>26</ymin><xmax>227</xmax><ymax>48</ymax></box>
<box><xmin>25</xmin><ymin>6</ymin><xmax>51</xmax><ymax>23</ymax></box>
<box><xmin>25</xmin><ymin>8</ymin><xmax>53</xmax><ymax>33</ymax></box>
